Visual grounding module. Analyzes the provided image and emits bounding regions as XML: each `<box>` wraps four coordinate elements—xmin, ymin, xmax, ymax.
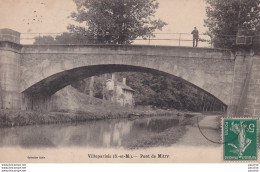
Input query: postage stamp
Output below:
<box><xmin>223</xmin><ymin>118</ymin><xmax>258</xmax><ymax>161</ymax></box>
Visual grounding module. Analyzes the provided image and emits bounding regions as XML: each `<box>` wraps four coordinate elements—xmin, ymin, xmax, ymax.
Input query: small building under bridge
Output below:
<box><xmin>106</xmin><ymin>77</ymin><xmax>135</xmax><ymax>107</ymax></box>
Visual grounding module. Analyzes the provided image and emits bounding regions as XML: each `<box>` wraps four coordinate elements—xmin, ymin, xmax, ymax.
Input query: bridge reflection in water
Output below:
<box><xmin>0</xmin><ymin>116</ymin><xmax>185</xmax><ymax>149</ymax></box>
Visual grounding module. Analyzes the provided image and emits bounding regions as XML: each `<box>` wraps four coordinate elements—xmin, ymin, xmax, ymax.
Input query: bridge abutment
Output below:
<box><xmin>0</xmin><ymin>29</ymin><xmax>22</xmax><ymax>109</ymax></box>
<box><xmin>242</xmin><ymin>53</ymin><xmax>260</xmax><ymax>118</ymax></box>
<box><xmin>22</xmin><ymin>93</ymin><xmax>54</xmax><ymax>111</ymax></box>
<box><xmin>228</xmin><ymin>49</ymin><xmax>260</xmax><ymax>118</ymax></box>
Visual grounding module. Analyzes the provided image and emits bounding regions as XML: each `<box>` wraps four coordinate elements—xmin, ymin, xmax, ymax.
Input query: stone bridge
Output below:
<box><xmin>0</xmin><ymin>28</ymin><xmax>260</xmax><ymax>117</ymax></box>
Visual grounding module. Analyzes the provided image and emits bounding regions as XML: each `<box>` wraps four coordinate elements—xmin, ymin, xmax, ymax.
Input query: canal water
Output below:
<box><xmin>0</xmin><ymin>115</ymin><xmax>186</xmax><ymax>149</ymax></box>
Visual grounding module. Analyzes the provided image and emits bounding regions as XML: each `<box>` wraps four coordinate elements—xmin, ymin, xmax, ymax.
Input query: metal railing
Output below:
<box><xmin>0</xmin><ymin>32</ymin><xmax>244</xmax><ymax>48</ymax></box>
<box><xmin>135</xmin><ymin>33</ymin><xmax>213</xmax><ymax>47</ymax></box>
<box><xmin>19</xmin><ymin>32</ymin><xmax>214</xmax><ymax>47</ymax></box>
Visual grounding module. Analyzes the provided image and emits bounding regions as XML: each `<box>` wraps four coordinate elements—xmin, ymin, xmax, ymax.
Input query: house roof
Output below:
<box><xmin>117</xmin><ymin>82</ymin><xmax>135</xmax><ymax>92</ymax></box>
<box><xmin>107</xmin><ymin>79</ymin><xmax>135</xmax><ymax>92</ymax></box>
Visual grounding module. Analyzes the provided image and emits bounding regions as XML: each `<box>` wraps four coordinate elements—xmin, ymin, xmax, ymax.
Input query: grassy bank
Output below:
<box><xmin>126</xmin><ymin>126</ymin><xmax>187</xmax><ymax>149</ymax></box>
<box><xmin>0</xmin><ymin>109</ymin><xmax>181</xmax><ymax>128</ymax></box>
<box><xmin>125</xmin><ymin>114</ymin><xmax>200</xmax><ymax>149</ymax></box>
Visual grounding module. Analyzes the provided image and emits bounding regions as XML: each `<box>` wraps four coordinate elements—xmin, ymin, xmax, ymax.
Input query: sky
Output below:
<box><xmin>0</xmin><ymin>0</ymin><xmax>209</xmax><ymax>46</ymax></box>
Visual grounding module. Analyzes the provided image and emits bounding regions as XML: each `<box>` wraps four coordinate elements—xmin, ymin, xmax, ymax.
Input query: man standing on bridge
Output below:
<box><xmin>191</xmin><ymin>27</ymin><xmax>199</xmax><ymax>47</ymax></box>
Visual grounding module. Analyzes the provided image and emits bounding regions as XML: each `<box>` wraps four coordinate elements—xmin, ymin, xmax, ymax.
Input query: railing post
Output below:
<box><xmin>148</xmin><ymin>35</ymin><xmax>150</xmax><ymax>45</ymax></box>
<box><xmin>179</xmin><ymin>33</ymin><xmax>181</xmax><ymax>46</ymax></box>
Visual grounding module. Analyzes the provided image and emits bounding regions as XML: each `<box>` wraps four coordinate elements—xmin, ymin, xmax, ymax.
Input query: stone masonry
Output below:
<box><xmin>0</xmin><ymin>28</ymin><xmax>259</xmax><ymax>117</ymax></box>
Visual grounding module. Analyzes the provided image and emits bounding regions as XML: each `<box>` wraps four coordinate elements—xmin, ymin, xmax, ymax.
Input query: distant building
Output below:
<box><xmin>106</xmin><ymin>77</ymin><xmax>135</xmax><ymax>107</ymax></box>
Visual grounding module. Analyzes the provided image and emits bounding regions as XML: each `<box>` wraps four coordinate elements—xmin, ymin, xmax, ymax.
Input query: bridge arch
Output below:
<box><xmin>22</xmin><ymin>64</ymin><xmax>227</xmax><ymax>111</ymax></box>
<box><xmin>20</xmin><ymin>45</ymin><xmax>234</xmax><ymax>110</ymax></box>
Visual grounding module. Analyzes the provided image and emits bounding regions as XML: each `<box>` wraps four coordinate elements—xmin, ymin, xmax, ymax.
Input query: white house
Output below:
<box><xmin>106</xmin><ymin>78</ymin><xmax>135</xmax><ymax>107</ymax></box>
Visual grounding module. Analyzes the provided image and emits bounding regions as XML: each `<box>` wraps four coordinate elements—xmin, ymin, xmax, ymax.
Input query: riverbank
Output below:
<box><xmin>124</xmin><ymin>115</ymin><xmax>223</xmax><ymax>149</ymax></box>
<box><xmin>125</xmin><ymin>115</ymin><xmax>200</xmax><ymax>149</ymax></box>
<box><xmin>0</xmin><ymin>108</ymin><xmax>182</xmax><ymax>128</ymax></box>
<box><xmin>126</xmin><ymin>123</ymin><xmax>187</xmax><ymax>149</ymax></box>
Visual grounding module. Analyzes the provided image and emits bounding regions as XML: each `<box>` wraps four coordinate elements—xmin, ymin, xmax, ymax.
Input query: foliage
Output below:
<box><xmin>34</xmin><ymin>32</ymin><xmax>91</xmax><ymax>45</ymax></box>
<box><xmin>72</xmin><ymin>72</ymin><xmax>226</xmax><ymax>112</ymax></box>
<box><xmin>204</xmin><ymin>0</ymin><xmax>260</xmax><ymax>48</ymax></box>
<box><xmin>34</xmin><ymin>36</ymin><xmax>56</xmax><ymax>45</ymax></box>
<box><xmin>34</xmin><ymin>0</ymin><xmax>167</xmax><ymax>45</ymax></box>
<box><xmin>68</xmin><ymin>0</ymin><xmax>167</xmax><ymax>44</ymax></box>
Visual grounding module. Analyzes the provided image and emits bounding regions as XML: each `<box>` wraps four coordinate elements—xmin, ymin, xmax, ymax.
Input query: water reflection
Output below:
<box><xmin>0</xmin><ymin>116</ymin><xmax>182</xmax><ymax>149</ymax></box>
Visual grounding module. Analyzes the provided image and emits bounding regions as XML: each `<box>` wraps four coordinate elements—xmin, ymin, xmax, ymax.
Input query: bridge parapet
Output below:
<box><xmin>0</xmin><ymin>28</ymin><xmax>20</xmax><ymax>44</ymax></box>
<box><xmin>22</xmin><ymin>44</ymin><xmax>233</xmax><ymax>60</ymax></box>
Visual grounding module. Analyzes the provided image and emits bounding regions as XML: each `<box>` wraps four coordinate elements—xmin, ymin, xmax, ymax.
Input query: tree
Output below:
<box><xmin>68</xmin><ymin>0</ymin><xmax>167</xmax><ymax>44</ymax></box>
<box><xmin>34</xmin><ymin>36</ymin><xmax>56</xmax><ymax>45</ymax></box>
<box><xmin>204</xmin><ymin>0</ymin><xmax>260</xmax><ymax>48</ymax></box>
<box><xmin>34</xmin><ymin>32</ymin><xmax>91</xmax><ymax>45</ymax></box>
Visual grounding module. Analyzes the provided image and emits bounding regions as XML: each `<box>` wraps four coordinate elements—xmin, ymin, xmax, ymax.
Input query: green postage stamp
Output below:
<box><xmin>223</xmin><ymin>118</ymin><xmax>258</xmax><ymax>161</ymax></box>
